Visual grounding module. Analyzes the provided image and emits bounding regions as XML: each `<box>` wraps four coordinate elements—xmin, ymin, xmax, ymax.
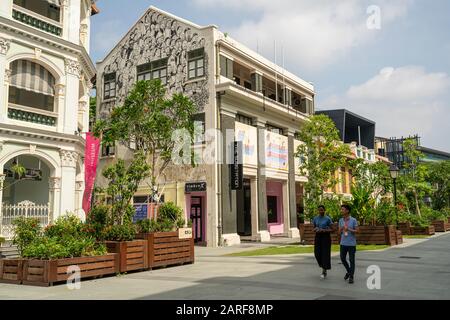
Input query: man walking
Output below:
<box><xmin>339</xmin><ymin>204</ymin><xmax>358</xmax><ymax>284</ymax></box>
<box><xmin>313</xmin><ymin>205</ymin><xmax>333</xmax><ymax>279</ymax></box>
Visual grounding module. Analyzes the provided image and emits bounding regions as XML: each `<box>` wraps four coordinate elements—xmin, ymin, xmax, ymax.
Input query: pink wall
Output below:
<box><xmin>185</xmin><ymin>192</ymin><xmax>207</xmax><ymax>244</ymax></box>
<box><xmin>266</xmin><ymin>181</ymin><xmax>284</xmax><ymax>235</ymax></box>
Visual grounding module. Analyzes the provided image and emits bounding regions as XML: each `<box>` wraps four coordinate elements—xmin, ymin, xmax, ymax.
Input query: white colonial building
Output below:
<box><xmin>0</xmin><ymin>0</ymin><xmax>98</xmax><ymax>239</ymax></box>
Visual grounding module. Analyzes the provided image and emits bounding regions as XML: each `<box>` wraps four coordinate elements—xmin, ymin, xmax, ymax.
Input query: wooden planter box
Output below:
<box><xmin>431</xmin><ymin>220</ymin><xmax>450</xmax><ymax>232</ymax></box>
<box><xmin>105</xmin><ymin>240</ymin><xmax>148</xmax><ymax>273</ymax></box>
<box><xmin>21</xmin><ymin>254</ymin><xmax>119</xmax><ymax>287</ymax></box>
<box><xmin>0</xmin><ymin>259</ymin><xmax>23</xmax><ymax>284</ymax></box>
<box><xmin>136</xmin><ymin>231</ymin><xmax>194</xmax><ymax>269</ymax></box>
<box><xmin>298</xmin><ymin>223</ymin><xmax>339</xmax><ymax>245</ymax></box>
<box><xmin>410</xmin><ymin>225</ymin><xmax>435</xmax><ymax>236</ymax></box>
<box><xmin>357</xmin><ymin>226</ymin><xmax>399</xmax><ymax>245</ymax></box>
<box><xmin>398</xmin><ymin>222</ymin><xmax>412</xmax><ymax>235</ymax></box>
<box><xmin>396</xmin><ymin>230</ymin><xmax>403</xmax><ymax>245</ymax></box>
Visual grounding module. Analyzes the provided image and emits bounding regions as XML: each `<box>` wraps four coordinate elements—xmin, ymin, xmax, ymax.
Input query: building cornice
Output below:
<box><xmin>0</xmin><ymin>16</ymin><xmax>96</xmax><ymax>79</ymax></box>
<box><xmin>0</xmin><ymin>123</ymin><xmax>86</xmax><ymax>147</ymax></box>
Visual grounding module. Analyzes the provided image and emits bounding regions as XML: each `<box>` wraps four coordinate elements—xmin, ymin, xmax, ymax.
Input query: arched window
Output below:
<box><xmin>8</xmin><ymin>59</ymin><xmax>56</xmax><ymax>113</ymax></box>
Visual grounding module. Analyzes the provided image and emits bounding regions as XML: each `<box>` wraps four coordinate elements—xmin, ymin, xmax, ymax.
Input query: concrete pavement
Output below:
<box><xmin>0</xmin><ymin>233</ymin><xmax>449</xmax><ymax>300</ymax></box>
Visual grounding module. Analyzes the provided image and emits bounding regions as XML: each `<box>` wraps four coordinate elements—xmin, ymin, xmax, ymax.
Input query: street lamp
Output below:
<box><xmin>389</xmin><ymin>164</ymin><xmax>400</xmax><ymax>227</ymax></box>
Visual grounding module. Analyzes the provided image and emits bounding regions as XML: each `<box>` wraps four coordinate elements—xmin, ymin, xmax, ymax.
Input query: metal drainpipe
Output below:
<box><xmin>215</xmin><ymin>42</ymin><xmax>224</xmax><ymax>247</ymax></box>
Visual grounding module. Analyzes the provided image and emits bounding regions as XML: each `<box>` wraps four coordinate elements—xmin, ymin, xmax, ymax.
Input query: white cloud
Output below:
<box><xmin>192</xmin><ymin>0</ymin><xmax>413</xmax><ymax>70</ymax></box>
<box><xmin>321</xmin><ymin>66</ymin><xmax>450</xmax><ymax>151</ymax></box>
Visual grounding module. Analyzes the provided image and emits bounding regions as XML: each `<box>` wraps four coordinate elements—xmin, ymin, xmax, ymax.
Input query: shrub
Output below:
<box><xmin>103</xmin><ymin>224</ymin><xmax>137</xmax><ymax>241</ymax></box>
<box><xmin>136</xmin><ymin>219</ymin><xmax>160</xmax><ymax>233</ymax></box>
<box><xmin>84</xmin><ymin>205</ymin><xmax>109</xmax><ymax>240</ymax></box>
<box><xmin>12</xmin><ymin>217</ymin><xmax>42</xmax><ymax>255</ymax></box>
<box><xmin>421</xmin><ymin>206</ymin><xmax>447</xmax><ymax>222</ymax></box>
<box><xmin>158</xmin><ymin>202</ymin><xmax>183</xmax><ymax>223</ymax></box>
<box><xmin>374</xmin><ymin>202</ymin><xmax>396</xmax><ymax>226</ymax></box>
<box><xmin>44</xmin><ymin>214</ymin><xmax>84</xmax><ymax>239</ymax></box>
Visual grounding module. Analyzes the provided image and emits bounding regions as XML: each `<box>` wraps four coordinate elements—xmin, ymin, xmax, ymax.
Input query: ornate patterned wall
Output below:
<box><xmin>100</xmin><ymin>9</ymin><xmax>210</xmax><ymax>118</ymax></box>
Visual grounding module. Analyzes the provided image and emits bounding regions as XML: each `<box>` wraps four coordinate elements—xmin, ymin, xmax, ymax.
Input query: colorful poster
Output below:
<box><xmin>235</xmin><ymin>122</ymin><xmax>257</xmax><ymax>166</ymax></box>
<box><xmin>82</xmin><ymin>132</ymin><xmax>101</xmax><ymax>216</ymax></box>
<box><xmin>265</xmin><ymin>131</ymin><xmax>288</xmax><ymax>171</ymax></box>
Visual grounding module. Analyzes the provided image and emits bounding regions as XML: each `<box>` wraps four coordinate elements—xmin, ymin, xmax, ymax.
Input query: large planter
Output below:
<box><xmin>105</xmin><ymin>240</ymin><xmax>148</xmax><ymax>273</ymax></box>
<box><xmin>410</xmin><ymin>225</ymin><xmax>435</xmax><ymax>236</ymax></box>
<box><xmin>136</xmin><ymin>230</ymin><xmax>194</xmax><ymax>269</ymax></box>
<box><xmin>20</xmin><ymin>254</ymin><xmax>119</xmax><ymax>287</ymax></box>
<box><xmin>298</xmin><ymin>223</ymin><xmax>340</xmax><ymax>245</ymax></box>
<box><xmin>431</xmin><ymin>220</ymin><xmax>450</xmax><ymax>233</ymax></box>
<box><xmin>0</xmin><ymin>259</ymin><xmax>23</xmax><ymax>284</ymax></box>
<box><xmin>398</xmin><ymin>222</ymin><xmax>412</xmax><ymax>235</ymax></box>
<box><xmin>357</xmin><ymin>225</ymin><xmax>400</xmax><ymax>245</ymax></box>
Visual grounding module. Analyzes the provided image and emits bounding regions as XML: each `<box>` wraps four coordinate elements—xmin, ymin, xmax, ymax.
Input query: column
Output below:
<box><xmin>58</xmin><ymin>150</ymin><xmax>78</xmax><ymax>218</ymax></box>
<box><xmin>287</xmin><ymin>131</ymin><xmax>300</xmax><ymax>238</ymax></box>
<box><xmin>60</xmin><ymin>0</ymin><xmax>70</xmax><ymax>40</ymax></box>
<box><xmin>0</xmin><ymin>37</ymin><xmax>11</xmax><ymax>123</ymax></box>
<box><xmin>48</xmin><ymin>177</ymin><xmax>61</xmax><ymax>223</ymax></box>
<box><xmin>220</xmin><ymin>109</ymin><xmax>240</xmax><ymax>246</ymax></box>
<box><xmin>250</xmin><ymin>177</ymin><xmax>259</xmax><ymax>240</ymax></box>
<box><xmin>64</xmin><ymin>59</ymin><xmax>81</xmax><ymax>134</ymax></box>
<box><xmin>0</xmin><ymin>0</ymin><xmax>12</xmax><ymax>18</ymax></box>
<box><xmin>256</xmin><ymin>120</ymin><xmax>270</xmax><ymax>241</ymax></box>
<box><xmin>55</xmin><ymin>84</ymin><xmax>66</xmax><ymax>132</ymax></box>
<box><xmin>0</xmin><ymin>175</ymin><xmax>5</xmax><ymax>231</ymax></box>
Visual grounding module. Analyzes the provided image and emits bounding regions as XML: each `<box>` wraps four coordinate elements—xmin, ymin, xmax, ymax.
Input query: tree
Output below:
<box><xmin>427</xmin><ymin>160</ymin><xmax>450</xmax><ymax>210</ymax></box>
<box><xmin>296</xmin><ymin>114</ymin><xmax>351</xmax><ymax>219</ymax></box>
<box><xmin>348</xmin><ymin>158</ymin><xmax>391</xmax><ymax>225</ymax></box>
<box><xmin>398</xmin><ymin>138</ymin><xmax>431</xmax><ymax>217</ymax></box>
<box><xmin>94</xmin><ymin>80</ymin><xmax>197</xmax><ymax>203</ymax></box>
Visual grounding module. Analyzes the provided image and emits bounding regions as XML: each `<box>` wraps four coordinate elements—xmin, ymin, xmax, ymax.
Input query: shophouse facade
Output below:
<box><xmin>0</xmin><ymin>0</ymin><xmax>97</xmax><ymax>239</ymax></box>
<box><xmin>96</xmin><ymin>6</ymin><xmax>315</xmax><ymax>247</ymax></box>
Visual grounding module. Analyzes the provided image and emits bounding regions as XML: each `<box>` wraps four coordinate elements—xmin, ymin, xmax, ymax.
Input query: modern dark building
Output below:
<box><xmin>316</xmin><ymin>109</ymin><xmax>376</xmax><ymax>149</ymax></box>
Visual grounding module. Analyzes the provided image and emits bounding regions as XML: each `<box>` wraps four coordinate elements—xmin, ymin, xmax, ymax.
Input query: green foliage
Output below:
<box><xmin>398</xmin><ymin>210</ymin><xmax>429</xmax><ymax>227</ymax></box>
<box><xmin>102</xmin><ymin>153</ymin><xmax>150</xmax><ymax>225</ymax></box>
<box><xmin>10</xmin><ymin>163</ymin><xmax>26</xmax><ymax>179</ymax></box>
<box><xmin>84</xmin><ymin>205</ymin><xmax>109</xmax><ymax>240</ymax></box>
<box><xmin>12</xmin><ymin>217</ymin><xmax>42</xmax><ymax>255</ymax></box>
<box><xmin>136</xmin><ymin>202</ymin><xmax>186</xmax><ymax>233</ymax></box>
<box><xmin>320</xmin><ymin>196</ymin><xmax>343</xmax><ymax>223</ymax></box>
<box><xmin>94</xmin><ymin>79</ymin><xmax>197</xmax><ymax>202</ymax></box>
<box><xmin>374</xmin><ymin>201</ymin><xmax>396</xmax><ymax>226</ymax></box>
<box><xmin>420</xmin><ymin>206</ymin><xmax>447</xmax><ymax>222</ymax></box>
<box><xmin>426</xmin><ymin>161</ymin><xmax>450</xmax><ymax>211</ymax></box>
<box><xmin>296</xmin><ymin>115</ymin><xmax>351</xmax><ymax>218</ymax></box>
<box><xmin>351</xmin><ymin>184</ymin><xmax>375</xmax><ymax>225</ymax></box>
<box><xmin>15</xmin><ymin>216</ymin><xmax>107</xmax><ymax>260</ymax></box>
<box><xmin>102</xmin><ymin>224</ymin><xmax>137</xmax><ymax>242</ymax></box>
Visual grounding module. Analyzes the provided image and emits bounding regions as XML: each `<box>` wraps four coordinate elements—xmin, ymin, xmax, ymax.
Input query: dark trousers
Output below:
<box><xmin>340</xmin><ymin>245</ymin><xmax>356</xmax><ymax>277</ymax></box>
<box><xmin>314</xmin><ymin>233</ymin><xmax>332</xmax><ymax>270</ymax></box>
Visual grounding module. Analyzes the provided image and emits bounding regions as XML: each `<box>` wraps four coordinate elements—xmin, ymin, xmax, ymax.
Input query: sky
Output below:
<box><xmin>90</xmin><ymin>0</ymin><xmax>450</xmax><ymax>152</ymax></box>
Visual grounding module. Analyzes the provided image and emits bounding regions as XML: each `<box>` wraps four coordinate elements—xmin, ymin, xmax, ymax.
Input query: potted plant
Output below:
<box><xmin>1</xmin><ymin>216</ymin><xmax>119</xmax><ymax>287</ymax></box>
<box><xmin>136</xmin><ymin>202</ymin><xmax>194</xmax><ymax>269</ymax></box>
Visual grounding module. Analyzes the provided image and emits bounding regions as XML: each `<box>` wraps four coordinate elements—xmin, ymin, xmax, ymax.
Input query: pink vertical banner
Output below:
<box><xmin>82</xmin><ymin>132</ymin><xmax>101</xmax><ymax>216</ymax></box>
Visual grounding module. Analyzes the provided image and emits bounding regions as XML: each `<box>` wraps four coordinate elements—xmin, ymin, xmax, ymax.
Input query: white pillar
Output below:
<box><xmin>49</xmin><ymin>177</ymin><xmax>61</xmax><ymax>223</ymax></box>
<box><xmin>55</xmin><ymin>84</ymin><xmax>66</xmax><ymax>133</ymax></box>
<box><xmin>250</xmin><ymin>177</ymin><xmax>259</xmax><ymax>241</ymax></box>
<box><xmin>58</xmin><ymin>150</ymin><xmax>78</xmax><ymax>217</ymax></box>
<box><xmin>60</xmin><ymin>0</ymin><xmax>70</xmax><ymax>41</ymax></box>
<box><xmin>0</xmin><ymin>37</ymin><xmax>11</xmax><ymax>123</ymax></box>
<box><xmin>0</xmin><ymin>0</ymin><xmax>12</xmax><ymax>18</ymax></box>
<box><xmin>67</xmin><ymin>0</ymin><xmax>81</xmax><ymax>45</ymax></box>
<box><xmin>64</xmin><ymin>59</ymin><xmax>81</xmax><ymax>135</ymax></box>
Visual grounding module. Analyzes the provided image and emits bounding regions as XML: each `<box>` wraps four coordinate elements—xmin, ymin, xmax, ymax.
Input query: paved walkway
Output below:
<box><xmin>0</xmin><ymin>233</ymin><xmax>449</xmax><ymax>300</ymax></box>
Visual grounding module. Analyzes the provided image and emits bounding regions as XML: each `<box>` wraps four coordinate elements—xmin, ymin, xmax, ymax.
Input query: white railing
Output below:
<box><xmin>1</xmin><ymin>201</ymin><xmax>50</xmax><ymax>240</ymax></box>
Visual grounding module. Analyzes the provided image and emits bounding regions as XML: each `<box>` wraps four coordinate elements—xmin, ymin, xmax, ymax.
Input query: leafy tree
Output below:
<box><xmin>296</xmin><ymin>115</ymin><xmax>351</xmax><ymax>219</ymax></box>
<box><xmin>426</xmin><ymin>160</ymin><xmax>450</xmax><ymax>210</ymax></box>
<box><xmin>348</xmin><ymin>158</ymin><xmax>391</xmax><ymax>225</ymax></box>
<box><xmin>100</xmin><ymin>152</ymin><xmax>150</xmax><ymax>225</ymax></box>
<box><xmin>94</xmin><ymin>80</ymin><xmax>197</xmax><ymax>203</ymax></box>
<box><xmin>398</xmin><ymin>138</ymin><xmax>431</xmax><ymax>217</ymax></box>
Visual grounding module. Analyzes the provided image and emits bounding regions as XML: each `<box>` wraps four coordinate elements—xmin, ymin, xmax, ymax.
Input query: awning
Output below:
<box><xmin>10</xmin><ymin>60</ymin><xmax>55</xmax><ymax>96</ymax></box>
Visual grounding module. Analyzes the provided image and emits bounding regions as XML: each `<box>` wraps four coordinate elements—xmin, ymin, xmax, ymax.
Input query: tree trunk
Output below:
<box><xmin>414</xmin><ymin>189</ymin><xmax>421</xmax><ymax>217</ymax></box>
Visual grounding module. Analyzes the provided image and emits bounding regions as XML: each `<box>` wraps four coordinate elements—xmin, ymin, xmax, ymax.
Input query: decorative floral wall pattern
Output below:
<box><xmin>100</xmin><ymin>9</ymin><xmax>210</xmax><ymax>118</ymax></box>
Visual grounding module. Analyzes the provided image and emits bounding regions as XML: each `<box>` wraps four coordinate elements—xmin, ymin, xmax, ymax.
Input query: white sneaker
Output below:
<box><xmin>320</xmin><ymin>274</ymin><xmax>325</xmax><ymax>279</ymax></box>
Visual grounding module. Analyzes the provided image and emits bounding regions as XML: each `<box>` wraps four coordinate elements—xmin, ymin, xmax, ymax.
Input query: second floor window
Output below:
<box><xmin>103</xmin><ymin>72</ymin><xmax>116</xmax><ymax>100</ymax></box>
<box><xmin>236</xmin><ymin>114</ymin><xmax>253</xmax><ymax>126</ymax></box>
<box><xmin>14</xmin><ymin>0</ymin><xmax>61</xmax><ymax>22</ymax></box>
<box><xmin>188</xmin><ymin>48</ymin><xmax>205</xmax><ymax>80</ymax></box>
<box><xmin>266</xmin><ymin>124</ymin><xmax>284</xmax><ymax>135</ymax></box>
<box><xmin>137</xmin><ymin>58</ymin><xmax>168</xmax><ymax>84</ymax></box>
<box><xmin>8</xmin><ymin>59</ymin><xmax>55</xmax><ymax>112</ymax></box>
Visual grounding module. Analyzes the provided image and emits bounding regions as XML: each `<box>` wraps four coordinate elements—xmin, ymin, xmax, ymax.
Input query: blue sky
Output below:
<box><xmin>90</xmin><ymin>0</ymin><xmax>450</xmax><ymax>152</ymax></box>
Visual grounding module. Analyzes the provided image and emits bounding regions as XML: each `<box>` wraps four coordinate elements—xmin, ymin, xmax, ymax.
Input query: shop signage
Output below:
<box><xmin>132</xmin><ymin>203</ymin><xmax>148</xmax><ymax>223</ymax></box>
<box><xmin>185</xmin><ymin>182</ymin><xmax>207</xmax><ymax>193</ymax></box>
<box><xmin>230</xmin><ymin>141</ymin><xmax>243</xmax><ymax>190</ymax></box>
<box><xmin>178</xmin><ymin>228</ymin><xmax>193</xmax><ymax>239</ymax></box>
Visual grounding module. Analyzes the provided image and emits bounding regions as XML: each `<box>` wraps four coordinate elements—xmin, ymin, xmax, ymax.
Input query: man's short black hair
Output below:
<box><xmin>341</xmin><ymin>204</ymin><xmax>351</xmax><ymax>212</ymax></box>
<box><xmin>318</xmin><ymin>205</ymin><xmax>326</xmax><ymax>210</ymax></box>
